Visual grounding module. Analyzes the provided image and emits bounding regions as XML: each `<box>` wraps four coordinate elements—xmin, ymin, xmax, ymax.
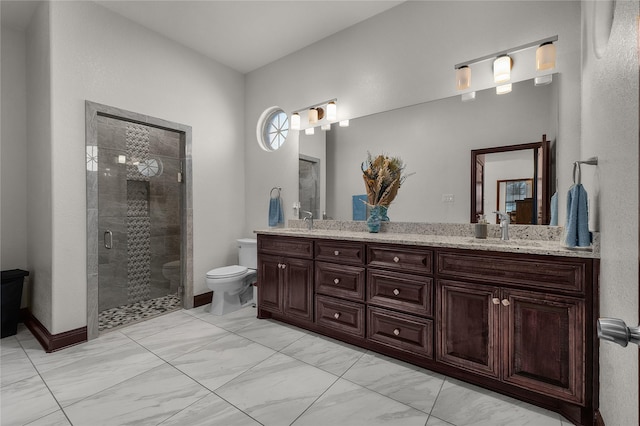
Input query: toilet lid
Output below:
<box><xmin>206</xmin><ymin>265</ymin><xmax>247</xmax><ymax>279</ymax></box>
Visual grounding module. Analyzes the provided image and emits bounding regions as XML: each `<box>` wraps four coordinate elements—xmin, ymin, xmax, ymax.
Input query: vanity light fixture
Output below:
<box><xmin>308</xmin><ymin>108</ymin><xmax>319</xmax><ymax>125</ymax></box>
<box><xmin>291</xmin><ymin>113</ymin><xmax>301</xmax><ymax>130</ymax></box>
<box><xmin>339</xmin><ymin>120</ymin><xmax>350</xmax><ymax>127</ymax></box>
<box><xmin>536</xmin><ymin>42</ymin><xmax>556</xmax><ymax>71</ymax></box>
<box><xmin>305</xmin><ymin>127</ymin><xmax>315</xmax><ymax>135</ymax></box>
<box><xmin>326</xmin><ymin>101</ymin><xmax>337</xmax><ymax>121</ymax></box>
<box><xmin>493</xmin><ymin>55</ymin><xmax>512</xmax><ymax>84</ymax></box>
<box><xmin>496</xmin><ymin>83</ymin><xmax>512</xmax><ymax>95</ymax></box>
<box><xmin>456</xmin><ymin>66</ymin><xmax>471</xmax><ymax>90</ymax></box>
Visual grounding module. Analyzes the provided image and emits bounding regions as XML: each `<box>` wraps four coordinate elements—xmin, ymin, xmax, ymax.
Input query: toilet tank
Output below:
<box><xmin>237</xmin><ymin>238</ymin><xmax>257</xmax><ymax>269</ymax></box>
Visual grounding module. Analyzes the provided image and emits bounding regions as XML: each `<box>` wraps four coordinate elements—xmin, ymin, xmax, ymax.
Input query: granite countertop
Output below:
<box><xmin>255</xmin><ymin>221</ymin><xmax>600</xmax><ymax>259</ymax></box>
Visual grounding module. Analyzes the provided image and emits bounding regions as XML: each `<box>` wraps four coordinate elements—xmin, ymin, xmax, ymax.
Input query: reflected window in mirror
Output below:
<box><xmin>497</xmin><ymin>179</ymin><xmax>533</xmax><ymax>224</ymax></box>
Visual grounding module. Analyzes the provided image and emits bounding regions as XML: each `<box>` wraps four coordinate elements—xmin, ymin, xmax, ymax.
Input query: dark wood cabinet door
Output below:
<box><xmin>437</xmin><ymin>279</ymin><xmax>500</xmax><ymax>378</ymax></box>
<box><xmin>258</xmin><ymin>254</ymin><xmax>283</xmax><ymax>314</ymax></box>
<box><xmin>502</xmin><ymin>289</ymin><xmax>585</xmax><ymax>404</ymax></box>
<box><xmin>283</xmin><ymin>257</ymin><xmax>314</xmax><ymax>322</ymax></box>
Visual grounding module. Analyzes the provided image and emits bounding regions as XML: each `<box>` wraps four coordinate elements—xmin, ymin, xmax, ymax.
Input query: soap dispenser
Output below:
<box><xmin>475</xmin><ymin>215</ymin><xmax>488</xmax><ymax>239</ymax></box>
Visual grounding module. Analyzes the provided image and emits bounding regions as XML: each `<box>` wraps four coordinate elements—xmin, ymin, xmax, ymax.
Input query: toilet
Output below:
<box><xmin>206</xmin><ymin>238</ymin><xmax>257</xmax><ymax>316</ymax></box>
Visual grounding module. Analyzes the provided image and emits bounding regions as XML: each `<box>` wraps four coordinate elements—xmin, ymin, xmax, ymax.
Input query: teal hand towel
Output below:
<box><xmin>565</xmin><ymin>184</ymin><xmax>590</xmax><ymax>247</ymax></box>
<box><xmin>549</xmin><ymin>191</ymin><xmax>558</xmax><ymax>226</ymax></box>
<box><xmin>268</xmin><ymin>197</ymin><xmax>283</xmax><ymax>227</ymax></box>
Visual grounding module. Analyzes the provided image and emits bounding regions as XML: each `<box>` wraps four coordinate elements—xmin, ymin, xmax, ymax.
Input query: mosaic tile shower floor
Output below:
<box><xmin>98</xmin><ymin>293</ymin><xmax>182</xmax><ymax>331</ymax></box>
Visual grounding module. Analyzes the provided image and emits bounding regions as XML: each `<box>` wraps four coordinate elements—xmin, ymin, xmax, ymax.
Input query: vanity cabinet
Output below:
<box><xmin>257</xmin><ymin>236</ymin><xmax>314</xmax><ymax>322</ymax></box>
<box><xmin>256</xmin><ymin>233</ymin><xmax>598</xmax><ymax>426</ymax></box>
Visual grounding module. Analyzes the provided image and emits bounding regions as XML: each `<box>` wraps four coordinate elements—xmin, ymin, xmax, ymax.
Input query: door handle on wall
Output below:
<box><xmin>597</xmin><ymin>317</ymin><xmax>640</xmax><ymax>347</ymax></box>
<box><xmin>104</xmin><ymin>230</ymin><xmax>113</xmax><ymax>249</ymax></box>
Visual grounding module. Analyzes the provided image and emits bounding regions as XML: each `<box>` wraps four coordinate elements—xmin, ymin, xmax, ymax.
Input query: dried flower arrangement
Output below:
<box><xmin>361</xmin><ymin>153</ymin><xmax>412</xmax><ymax>207</ymax></box>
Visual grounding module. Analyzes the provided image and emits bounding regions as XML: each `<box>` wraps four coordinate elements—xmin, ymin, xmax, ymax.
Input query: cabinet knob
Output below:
<box><xmin>277</xmin><ymin>263</ymin><xmax>282</xmax><ymax>269</ymax></box>
<box><xmin>334</xmin><ymin>312</ymin><xmax>341</xmax><ymax>319</ymax></box>
<box><xmin>492</xmin><ymin>298</ymin><xmax>501</xmax><ymax>305</ymax></box>
<box><xmin>393</xmin><ymin>328</ymin><xmax>400</xmax><ymax>336</ymax></box>
<box><xmin>393</xmin><ymin>256</ymin><xmax>400</xmax><ymax>263</ymax></box>
<box><xmin>334</xmin><ymin>250</ymin><xmax>340</xmax><ymax>256</ymax></box>
<box><xmin>501</xmin><ymin>299</ymin><xmax>510</xmax><ymax>306</ymax></box>
<box><xmin>393</xmin><ymin>289</ymin><xmax>400</xmax><ymax>296</ymax></box>
<box><xmin>334</xmin><ymin>278</ymin><xmax>340</xmax><ymax>284</ymax></box>
<box><xmin>281</xmin><ymin>263</ymin><xmax>286</xmax><ymax>269</ymax></box>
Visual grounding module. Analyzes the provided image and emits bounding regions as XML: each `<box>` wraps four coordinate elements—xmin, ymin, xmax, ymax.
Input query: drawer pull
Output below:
<box><xmin>393</xmin><ymin>256</ymin><xmax>400</xmax><ymax>263</ymax></box>
<box><xmin>334</xmin><ymin>312</ymin><xmax>341</xmax><ymax>319</ymax></box>
<box><xmin>334</xmin><ymin>250</ymin><xmax>340</xmax><ymax>256</ymax></box>
<box><xmin>501</xmin><ymin>299</ymin><xmax>510</xmax><ymax>306</ymax></box>
<box><xmin>492</xmin><ymin>298</ymin><xmax>501</xmax><ymax>305</ymax></box>
<box><xmin>393</xmin><ymin>328</ymin><xmax>400</xmax><ymax>336</ymax></box>
<box><xmin>334</xmin><ymin>278</ymin><xmax>340</xmax><ymax>284</ymax></box>
<box><xmin>393</xmin><ymin>289</ymin><xmax>400</xmax><ymax>296</ymax></box>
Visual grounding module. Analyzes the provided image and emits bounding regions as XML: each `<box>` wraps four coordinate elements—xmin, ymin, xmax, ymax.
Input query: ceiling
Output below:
<box><xmin>1</xmin><ymin>0</ymin><xmax>403</xmax><ymax>73</ymax></box>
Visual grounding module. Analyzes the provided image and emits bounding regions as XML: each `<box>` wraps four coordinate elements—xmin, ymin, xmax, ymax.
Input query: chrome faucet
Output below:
<box><xmin>302</xmin><ymin>210</ymin><xmax>313</xmax><ymax>230</ymax></box>
<box><xmin>493</xmin><ymin>211</ymin><xmax>510</xmax><ymax>241</ymax></box>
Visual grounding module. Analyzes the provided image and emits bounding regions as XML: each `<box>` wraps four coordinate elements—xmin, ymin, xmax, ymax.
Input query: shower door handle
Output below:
<box><xmin>104</xmin><ymin>230</ymin><xmax>113</xmax><ymax>249</ymax></box>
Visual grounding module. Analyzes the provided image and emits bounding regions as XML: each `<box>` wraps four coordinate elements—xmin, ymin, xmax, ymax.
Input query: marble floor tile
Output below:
<box><xmin>159</xmin><ymin>393</ymin><xmax>261</xmax><ymax>426</ymax></box>
<box><xmin>216</xmin><ymin>352</ymin><xmax>338</xmax><ymax>426</ymax></box>
<box><xmin>20</xmin><ymin>330</ymin><xmax>132</xmax><ymax>374</ymax></box>
<box><xmin>40</xmin><ymin>339</ymin><xmax>164</xmax><ymax>407</ymax></box>
<box><xmin>1</xmin><ymin>375</ymin><xmax>60</xmax><ymax>425</ymax></box>
<box><xmin>64</xmin><ymin>364</ymin><xmax>210</xmax><ymax>426</ymax></box>
<box><xmin>26</xmin><ymin>409</ymin><xmax>72</xmax><ymax>426</ymax></box>
<box><xmin>118</xmin><ymin>309</ymin><xmax>198</xmax><ymax>340</ymax></box>
<box><xmin>281</xmin><ymin>333</ymin><xmax>366</xmax><ymax>376</ymax></box>
<box><xmin>171</xmin><ymin>332</ymin><xmax>276</xmax><ymax>391</ymax></box>
<box><xmin>137</xmin><ymin>318</ymin><xmax>229</xmax><ymax>361</ymax></box>
<box><xmin>426</xmin><ymin>416</ymin><xmax>455</xmax><ymax>426</ymax></box>
<box><xmin>191</xmin><ymin>305</ymin><xmax>261</xmax><ymax>332</ymax></box>
<box><xmin>431</xmin><ymin>378</ymin><xmax>562</xmax><ymax>426</ymax></box>
<box><xmin>342</xmin><ymin>352</ymin><xmax>445</xmax><ymax>413</ymax></box>
<box><xmin>235</xmin><ymin>318</ymin><xmax>307</xmax><ymax>351</ymax></box>
<box><xmin>293</xmin><ymin>378</ymin><xmax>429</xmax><ymax>426</ymax></box>
<box><xmin>1</xmin><ymin>338</ymin><xmax>38</xmax><ymax>386</ymax></box>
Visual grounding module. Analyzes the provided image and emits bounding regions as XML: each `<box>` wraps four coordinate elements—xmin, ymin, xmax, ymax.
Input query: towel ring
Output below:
<box><xmin>270</xmin><ymin>186</ymin><xmax>281</xmax><ymax>198</ymax></box>
<box><xmin>572</xmin><ymin>162</ymin><xmax>581</xmax><ymax>185</ymax></box>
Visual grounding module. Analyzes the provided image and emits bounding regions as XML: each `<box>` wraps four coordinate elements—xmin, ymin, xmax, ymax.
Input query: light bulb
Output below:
<box><xmin>493</xmin><ymin>56</ymin><xmax>512</xmax><ymax>84</ymax></box>
<box><xmin>326</xmin><ymin>102</ymin><xmax>337</xmax><ymax>121</ymax></box>
<box><xmin>291</xmin><ymin>113</ymin><xmax>300</xmax><ymax>130</ymax></box>
<box><xmin>456</xmin><ymin>66</ymin><xmax>471</xmax><ymax>90</ymax></box>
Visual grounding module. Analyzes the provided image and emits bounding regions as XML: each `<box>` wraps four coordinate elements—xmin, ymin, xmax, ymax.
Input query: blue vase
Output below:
<box><xmin>379</xmin><ymin>205</ymin><xmax>390</xmax><ymax>222</ymax></box>
<box><xmin>367</xmin><ymin>205</ymin><xmax>383</xmax><ymax>233</ymax></box>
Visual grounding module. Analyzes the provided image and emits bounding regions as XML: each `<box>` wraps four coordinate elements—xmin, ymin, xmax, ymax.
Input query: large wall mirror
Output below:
<box><xmin>299</xmin><ymin>75</ymin><xmax>558</xmax><ymax>224</ymax></box>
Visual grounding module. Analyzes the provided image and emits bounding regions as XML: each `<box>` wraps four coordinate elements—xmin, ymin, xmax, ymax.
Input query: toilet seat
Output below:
<box><xmin>206</xmin><ymin>265</ymin><xmax>248</xmax><ymax>279</ymax></box>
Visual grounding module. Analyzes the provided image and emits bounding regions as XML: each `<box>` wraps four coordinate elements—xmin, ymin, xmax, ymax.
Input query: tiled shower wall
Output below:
<box><xmin>96</xmin><ymin>116</ymin><xmax>182</xmax><ymax>311</ymax></box>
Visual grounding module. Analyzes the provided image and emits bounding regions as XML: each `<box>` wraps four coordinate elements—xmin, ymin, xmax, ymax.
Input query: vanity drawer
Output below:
<box><xmin>367</xmin><ymin>270</ymin><xmax>433</xmax><ymax>317</ymax></box>
<box><xmin>315</xmin><ymin>240</ymin><xmax>365</xmax><ymax>265</ymax></box>
<box><xmin>367</xmin><ymin>306</ymin><xmax>433</xmax><ymax>358</ymax></box>
<box><xmin>437</xmin><ymin>251</ymin><xmax>586</xmax><ymax>294</ymax></box>
<box><xmin>258</xmin><ymin>235</ymin><xmax>313</xmax><ymax>259</ymax></box>
<box><xmin>315</xmin><ymin>261</ymin><xmax>365</xmax><ymax>301</ymax></box>
<box><xmin>316</xmin><ymin>295</ymin><xmax>365</xmax><ymax>338</ymax></box>
<box><xmin>367</xmin><ymin>245</ymin><xmax>433</xmax><ymax>275</ymax></box>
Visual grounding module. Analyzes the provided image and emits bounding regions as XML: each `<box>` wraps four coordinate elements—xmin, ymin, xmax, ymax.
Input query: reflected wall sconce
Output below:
<box><xmin>339</xmin><ymin>120</ymin><xmax>350</xmax><ymax>127</ymax></box>
<box><xmin>454</xmin><ymin>35</ymin><xmax>557</xmax><ymax>97</ymax></box>
<box><xmin>291</xmin><ymin>98</ymin><xmax>338</xmax><ymax>133</ymax></box>
<box><xmin>305</xmin><ymin>127</ymin><xmax>315</xmax><ymax>135</ymax></box>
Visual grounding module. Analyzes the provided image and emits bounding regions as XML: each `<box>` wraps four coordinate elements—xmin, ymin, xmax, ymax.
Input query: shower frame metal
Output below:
<box><xmin>85</xmin><ymin>101</ymin><xmax>193</xmax><ymax>339</ymax></box>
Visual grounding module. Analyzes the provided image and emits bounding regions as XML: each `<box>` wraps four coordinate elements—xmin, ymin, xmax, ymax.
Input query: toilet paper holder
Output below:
<box><xmin>597</xmin><ymin>317</ymin><xmax>640</xmax><ymax>347</ymax></box>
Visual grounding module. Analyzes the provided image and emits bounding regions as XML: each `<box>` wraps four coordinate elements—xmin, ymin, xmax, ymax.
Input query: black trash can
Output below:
<box><xmin>1</xmin><ymin>269</ymin><xmax>29</xmax><ymax>338</ymax></box>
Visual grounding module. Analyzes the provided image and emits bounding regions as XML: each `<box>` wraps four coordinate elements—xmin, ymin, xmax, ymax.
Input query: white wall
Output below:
<box><xmin>46</xmin><ymin>1</ymin><xmax>245</xmax><ymax>333</ymax></box>
<box><xmin>1</xmin><ymin>27</ymin><xmax>28</xmax><ymax>270</ymax></box>
<box><xmin>25</xmin><ymin>2</ymin><xmax>53</xmax><ymax>330</ymax></box>
<box><xmin>581</xmin><ymin>1</ymin><xmax>639</xmax><ymax>424</ymax></box>
<box><xmin>244</xmin><ymin>1</ymin><xmax>582</xmax><ymax>236</ymax></box>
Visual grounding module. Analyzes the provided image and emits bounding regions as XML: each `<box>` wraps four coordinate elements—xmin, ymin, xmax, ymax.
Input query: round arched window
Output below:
<box><xmin>257</xmin><ymin>107</ymin><xmax>289</xmax><ymax>152</ymax></box>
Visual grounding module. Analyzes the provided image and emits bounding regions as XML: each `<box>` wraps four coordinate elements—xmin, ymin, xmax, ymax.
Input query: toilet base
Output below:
<box><xmin>210</xmin><ymin>285</ymin><xmax>254</xmax><ymax>316</ymax></box>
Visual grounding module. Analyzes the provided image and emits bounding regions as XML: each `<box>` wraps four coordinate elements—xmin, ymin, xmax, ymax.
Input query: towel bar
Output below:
<box><xmin>572</xmin><ymin>157</ymin><xmax>598</xmax><ymax>184</ymax></box>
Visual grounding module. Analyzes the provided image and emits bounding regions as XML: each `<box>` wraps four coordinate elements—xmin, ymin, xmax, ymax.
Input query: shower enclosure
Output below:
<box><xmin>86</xmin><ymin>102</ymin><xmax>193</xmax><ymax>338</ymax></box>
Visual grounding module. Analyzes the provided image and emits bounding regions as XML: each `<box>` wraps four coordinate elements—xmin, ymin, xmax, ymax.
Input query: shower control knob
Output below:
<box><xmin>334</xmin><ymin>278</ymin><xmax>340</xmax><ymax>284</ymax></box>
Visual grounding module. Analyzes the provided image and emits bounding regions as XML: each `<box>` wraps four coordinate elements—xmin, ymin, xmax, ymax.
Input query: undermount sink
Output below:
<box><xmin>465</xmin><ymin>238</ymin><xmax>543</xmax><ymax>248</ymax></box>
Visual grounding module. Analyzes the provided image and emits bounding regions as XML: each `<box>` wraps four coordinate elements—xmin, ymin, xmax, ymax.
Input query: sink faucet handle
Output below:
<box><xmin>302</xmin><ymin>210</ymin><xmax>313</xmax><ymax>219</ymax></box>
<box><xmin>493</xmin><ymin>211</ymin><xmax>510</xmax><ymax>223</ymax></box>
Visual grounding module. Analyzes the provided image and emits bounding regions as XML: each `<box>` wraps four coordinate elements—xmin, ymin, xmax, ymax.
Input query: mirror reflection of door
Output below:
<box><xmin>497</xmin><ymin>179</ymin><xmax>534</xmax><ymax>224</ymax></box>
<box><xmin>299</xmin><ymin>155</ymin><xmax>321</xmax><ymax>220</ymax></box>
